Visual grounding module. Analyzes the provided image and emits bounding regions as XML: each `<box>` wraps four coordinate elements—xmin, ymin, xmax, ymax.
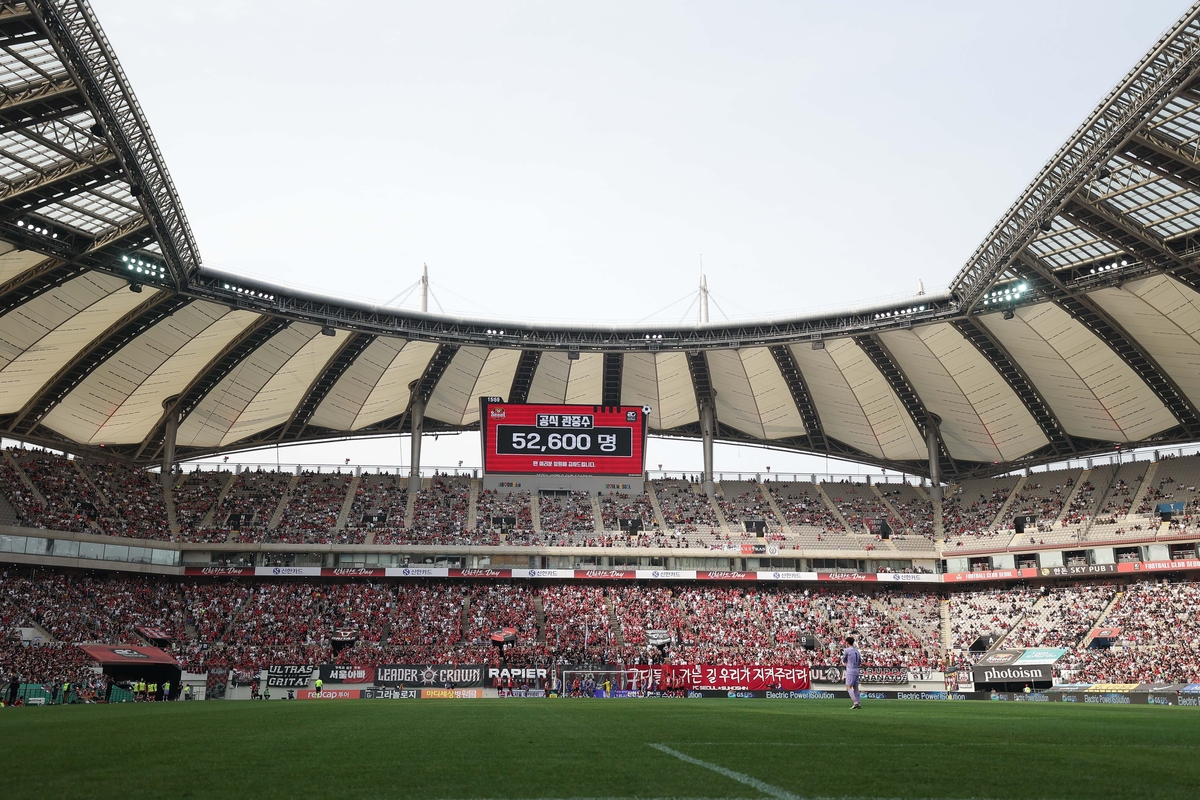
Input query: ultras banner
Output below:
<box><xmin>267</xmin><ymin>665</ymin><xmax>312</xmax><ymax>687</ymax></box>
<box><xmin>624</xmin><ymin>664</ymin><xmax>810</xmax><ymax>691</ymax></box>
<box><xmin>810</xmin><ymin>664</ymin><xmax>909</xmax><ymax>684</ymax></box>
<box><xmin>373</xmin><ymin>664</ymin><xmax>487</xmax><ymax>687</ymax></box>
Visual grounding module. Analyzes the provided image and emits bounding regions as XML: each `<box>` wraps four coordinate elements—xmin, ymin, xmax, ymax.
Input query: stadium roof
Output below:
<box><xmin>5</xmin><ymin>1</ymin><xmax>1200</xmax><ymax>478</ymax></box>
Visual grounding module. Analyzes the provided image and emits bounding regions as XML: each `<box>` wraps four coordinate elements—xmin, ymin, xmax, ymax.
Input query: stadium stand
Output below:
<box><xmin>715</xmin><ymin>482</ymin><xmax>779</xmax><ymax>537</ymax></box>
<box><xmin>764</xmin><ymin>481</ymin><xmax>849</xmax><ymax>545</ymax></box>
<box><xmin>3</xmin><ymin>564</ymin><xmax>1200</xmax><ymax>687</ymax></box>
<box><xmin>1004</xmin><ymin>585</ymin><xmax>1116</xmax><ymax>649</ymax></box>
<box><xmin>948</xmin><ymin>587</ymin><xmax>1037</xmax><ymax>650</ymax></box>
<box><xmin>405</xmin><ymin>476</ymin><xmax>471</xmax><ymax>545</ymax></box>
<box><xmin>537</xmin><ymin>492</ymin><xmax>596</xmax><ymax>540</ymax></box>
<box><xmin>6</xmin><ymin>449</ymin><xmax>101</xmax><ymax>533</ymax></box>
<box><xmin>599</xmin><ymin>491</ymin><xmax>658</xmax><ymax>533</ymax></box>
<box><xmin>941</xmin><ymin>476</ymin><xmax>1020</xmax><ymax>549</ymax></box>
<box><xmin>653</xmin><ymin>480</ymin><xmax>720</xmax><ymax>535</ymax></box>
<box><xmin>217</xmin><ymin>470</ymin><xmax>291</xmax><ymax>543</ymax></box>
<box><xmin>83</xmin><ymin>461</ymin><xmax>170</xmax><ymax>540</ymax></box>
<box><xmin>273</xmin><ymin>472</ymin><xmax>353</xmax><ymax>544</ymax></box>
<box><xmin>173</xmin><ymin>470</ymin><xmax>233</xmax><ymax>543</ymax></box>
<box><xmin>345</xmin><ymin>472</ymin><xmax>408</xmax><ymax>544</ymax></box>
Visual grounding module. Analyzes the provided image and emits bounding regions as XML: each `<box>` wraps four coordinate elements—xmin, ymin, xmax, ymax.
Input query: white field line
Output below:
<box><xmin>646</xmin><ymin>743</ymin><xmax>1027</xmax><ymax>800</ymax></box>
<box><xmin>648</xmin><ymin>744</ymin><xmax>799</xmax><ymax>800</ymax></box>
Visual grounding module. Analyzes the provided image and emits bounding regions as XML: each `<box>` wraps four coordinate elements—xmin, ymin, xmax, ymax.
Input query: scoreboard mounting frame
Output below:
<box><xmin>480</xmin><ymin>398</ymin><xmax>647</xmax><ymax>477</ymax></box>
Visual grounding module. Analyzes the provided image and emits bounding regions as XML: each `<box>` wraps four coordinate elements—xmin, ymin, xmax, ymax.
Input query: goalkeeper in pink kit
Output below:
<box><xmin>844</xmin><ymin>636</ymin><xmax>862</xmax><ymax>710</ymax></box>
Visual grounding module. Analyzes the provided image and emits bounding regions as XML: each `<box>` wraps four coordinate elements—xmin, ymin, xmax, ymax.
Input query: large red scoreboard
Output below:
<box><xmin>480</xmin><ymin>398</ymin><xmax>647</xmax><ymax>477</ymax></box>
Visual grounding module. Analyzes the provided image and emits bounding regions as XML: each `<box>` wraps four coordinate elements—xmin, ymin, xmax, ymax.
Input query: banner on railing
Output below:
<box><xmin>623</xmin><ymin>664</ymin><xmax>810</xmax><ymax>691</ymax></box>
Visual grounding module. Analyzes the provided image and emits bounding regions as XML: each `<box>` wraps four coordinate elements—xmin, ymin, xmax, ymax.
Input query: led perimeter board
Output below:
<box><xmin>480</xmin><ymin>398</ymin><xmax>647</xmax><ymax>477</ymax></box>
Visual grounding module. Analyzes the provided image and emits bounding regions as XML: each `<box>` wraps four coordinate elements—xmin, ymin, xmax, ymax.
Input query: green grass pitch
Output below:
<box><xmin>0</xmin><ymin>699</ymin><xmax>1196</xmax><ymax>799</ymax></box>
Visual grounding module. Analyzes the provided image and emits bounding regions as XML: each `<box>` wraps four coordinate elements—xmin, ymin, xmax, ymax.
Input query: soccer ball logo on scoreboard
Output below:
<box><xmin>480</xmin><ymin>399</ymin><xmax>648</xmax><ymax>477</ymax></box>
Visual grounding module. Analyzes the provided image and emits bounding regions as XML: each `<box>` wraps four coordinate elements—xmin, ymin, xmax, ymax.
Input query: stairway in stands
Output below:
<box><xmin>815</xmin><ymin>483</ymin><xmax>853</xmax><ymax>533</ymax></box>
<box><xmin>939</xmin><ymin>600</ymin><xmax>951</xmax><ymax>654</ymax></box>
<box><xmin>534</xmin><ymin>595</ymin><xmax>547</xmax><ymax>644</ymax></box>
<box><xmin>1081</xmin><ymin>590</ymin><xmax>1124</xmax><ymax>648</ymax></box>
<box><xmin>987</xmin><ymin>475</ymin><xmax>1027</xmax><ymax>532</ymax></box>
<box><xmin>335</xmin><ymin>476</ymin><xmax>360</xmax><ymax>530</ymax></box>
<box><xmin>1053</xmin><ymin>469</ymin><xmax>1092</xmax><ymax>526</ymax></box>
<box><xmin>604</xmin><ymin>594</ymin><xmax>624</xmax><ymax>646</ymax></box>
<box><xmin>460</xmin><ymin>594</ymin><xmax>472</xmax><ymax>644</ymax></box>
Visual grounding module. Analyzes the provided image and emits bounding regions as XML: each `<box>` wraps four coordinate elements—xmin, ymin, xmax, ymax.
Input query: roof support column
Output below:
<box><xmin>700</xmin><ymin>398</ymin><xmax>715</xmax><ymax>496</ymax></box>
<box><xmin>161</xmin><ymin>400</ymin><xmax>179</xmax><ymax>489</ymax></box>
<box><xmin>408</xmin><ymin>395</ymin><xmax>425</xmax><ymax>497</ymax></box>
<box><xmin>926</xmin><ymin>413</ymin><xmax>943</xmax><ymax>503</ymax></box>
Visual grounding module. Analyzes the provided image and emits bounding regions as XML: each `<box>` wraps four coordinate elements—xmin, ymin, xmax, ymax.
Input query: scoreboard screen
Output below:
<box><xmin>480</xmin><ymin>399</ymin><xmax>647</xmax><ymax>476</ymax></box>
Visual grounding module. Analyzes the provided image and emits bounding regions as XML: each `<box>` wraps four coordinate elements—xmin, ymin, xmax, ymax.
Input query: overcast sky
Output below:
<box><xmin>88</xmin><ymin>0</ymin><xmax>1192</xmax><ymax>474</ymax></box>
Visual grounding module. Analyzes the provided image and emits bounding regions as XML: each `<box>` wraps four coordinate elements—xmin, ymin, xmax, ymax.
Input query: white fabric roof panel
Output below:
<box><xmin>461</xmin><ymin>348</ymin><xmax>522</xmax><ymax>426</ymax></box>
<box><xmin>221</xmin><ymin>328</ymin><xmax>350</xmax><ymax>446</ymax></box>
<box><xmin>526</xmin><ymin>351</ymin><xmax>570</xmax><ymax>403</ymax></box>
<box><xmin>349</xmin><ymin>339</ymin><xmax>439</xmax><ymax>431</ymax></box>
<box><xmin>879</xmin><ymin>325</ymin><xmax>1047</xmax><ymax>462</ymax></box>
<box><xmin>794</xmin><ymin>339</ymin><xmax>926</xmax><ymax>461</ymax></box>
<box><xmin>980</xmin><ymin>303</ymin><xmax>1176</xmax><ymax>442</ymax></box>
<box><xmin>620</xmin><ymin>350</ymin><xmax>699</xmax><ymax>431</ymax></box>
<box><xmin>620</xmin><ymin>352</ymin><xmax>660</xmax><ymax>427</ymax></box>
<box><xmin>1088</xmin><ymin>276</ymin><xmax>1200</xmax><ymax>410</ymax></box>
<box><xmin>42</xmin><ymin>300</ymin><xmax>236</xmax><ymax>444</ymax></box>
<box><xmin>735</xmin><ymin>347</ymin><xmax>805</xmax><ymax>440</ymax></box>
<box><xmin>0</xmin><ymin>272</ymin><xmax>126</xmax><ymax>373</ymax></box>
<box><xmin>787</xmin><ymin>342</ymin><xmax>881</xmax><ymax>458</ymax></box>
<box><xmin>70</xmin><ymin>310</ymin><xmax>259</xmax><ymax>445</ymax></box>
<box><xmin>0</xmin><ymin>246</ymin><xmax>47</xmax><ymax>287</ymax></box>
<box><xmin>706</xmin><ymin>349</ymin><xmax>766</xmax><ymax>439</ymax></box>
<box><xmin>704</xmin><ymin>347</ymin><xmax>805</xmax><ymax>440</ymax></box>
<box><xmin>426</xmin><ymin>346</ymin><xmax>489</xmax><ymax>426</ymax></box>
<box><xmin>0</xmin><ymin>278</ymin><xmax>157</xmax><ymax>414</ymax></box>
<box><xmin>176</xmin><ymin>323</ymin><xmax>320</xmax><ymax>448</ymax></box>
<box><xmin>564</xmin><ymin>352</ymin><xmax>604</xmax><ymax>405</ymax></box>
<box><xmin>309</xmin><ymin>337</ymin><xmax>407</xmax><ymax>431</ymax></box>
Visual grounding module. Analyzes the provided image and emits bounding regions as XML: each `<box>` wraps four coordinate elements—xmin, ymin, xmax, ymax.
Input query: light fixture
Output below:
<box><xmin>1039</xmin><ymin>220</ymin><xmax>1053</xmax><ymax>233</ymax></box>
<box><xmin>321</xmin><ymin>325</ymin><xmax>336</xmax><ymax>336</ymax></box>
<box><xmin>1003</xmin><ymin>309</ymin><xmax>1015</xmax><ymax>320</ymax></box>
<box><xmin>129</xmin><ymin>282</ymin><xmax>142</xmax><ymax>293</ymax></box>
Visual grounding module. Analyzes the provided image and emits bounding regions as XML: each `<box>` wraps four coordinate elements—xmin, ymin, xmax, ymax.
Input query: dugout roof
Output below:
<box><xmin>4</xmin><ymin>2</ymin><xmax>1200</xmax><ymax>478</ymax></box>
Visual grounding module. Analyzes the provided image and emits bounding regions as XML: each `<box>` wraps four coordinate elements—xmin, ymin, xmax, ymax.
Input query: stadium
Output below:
<box><xmin>3</xmin><ymin>0</ymin><xmax>1200</xmax><ymax>797</ymax></box>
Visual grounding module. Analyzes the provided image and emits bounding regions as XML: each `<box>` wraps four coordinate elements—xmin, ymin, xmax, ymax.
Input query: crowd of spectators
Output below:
<box><xmin>538</xmin><ymin>492</ymin><xmax>595</xmax><ymax>537</ymax></box>
<box><xmin>85</xmin><ymin>461</ymin><xmax>170</xmax><ymax>539</ymax></box>
<box><xmin>1058</xmin><ymin>580</ymin><xmax>1200</xmax><ymax>683</ymax></box>
<box><xmin>1004</xmin><ymin>584</ymin><xmax>1115</xmax><ymax>649</ymax></box>
<box><xmin>541</xmin><ymin>584</ymin><xmax>611</xmax><ymax>660</ymax></box>
<box><xmin>475</xmin><ymin>490</ymin><xmax>533</xmax><ymax>539</ymax></box>
<box><xmin>949</xmin><ymin>586</ymin><xmax>1036</xmax><ymax>650</ymax></box>
<box><xmin>1059</xmin><ymin>480</ymin><xmax>1097</xmax><ymax>527</ymax></box>
<box><xmin>653</xmin><ymin>480</ymin><xmax>719</xmax><ymax>533</ymax></box>
<box><xmin>6</xmin><ymin>448</ymin><xmax>101</xmax><ymax>532</ymax></box>
<box><xmin>941</xmin><ymin>477</ymin><xmax>1018</xmax><ymax>546</ymax></box>
<box><xmin>599</xmin><ymin>492</ymin><xmax>658</xmax><ymax>532</ymax></box>
<box><xmin>878</xmin><ymin>484</ymin><xmax>935</xmax><ymax>540</ymax></box>
<box><xmin>216</xmin><ymin>470</ymin><xmax>290</xmax><ymax>542</ymax></box>
<box><xmin>273</xmin><ymin>472</ymin><xmax>352</xmax><ymax>544</ymax></box>
<box><xmin>402</xmin><ymin>477</ymin><xmax>470</xmax><ymax>545</ymax></box>
<box><xmin>715</xmin><ymin>482</ymin><xmax>777</xmax><ymax>535</ymax></box>
<box><xmin>765</xmin><ymin>482</ymin><xmax>843</xmax><ymax>535</ymax></box>
<box><xmin>346</xmin><ymin>473</ymin><xmax>407</xmax><ymax>544</ymax></box>
<box><xmin>172</xmin><ymin>470</ymin><xmax>231</xmax><ymax>543</ymax></box>
<box><xmin>822</xmin><ymin>481</ymin><xmax>899</xmax><ymax>536</ymax></box>
<box><xmin>1091</xmin><ymin>475</ymin><xmax>1141</xmax><ymax>526</ymax></box>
